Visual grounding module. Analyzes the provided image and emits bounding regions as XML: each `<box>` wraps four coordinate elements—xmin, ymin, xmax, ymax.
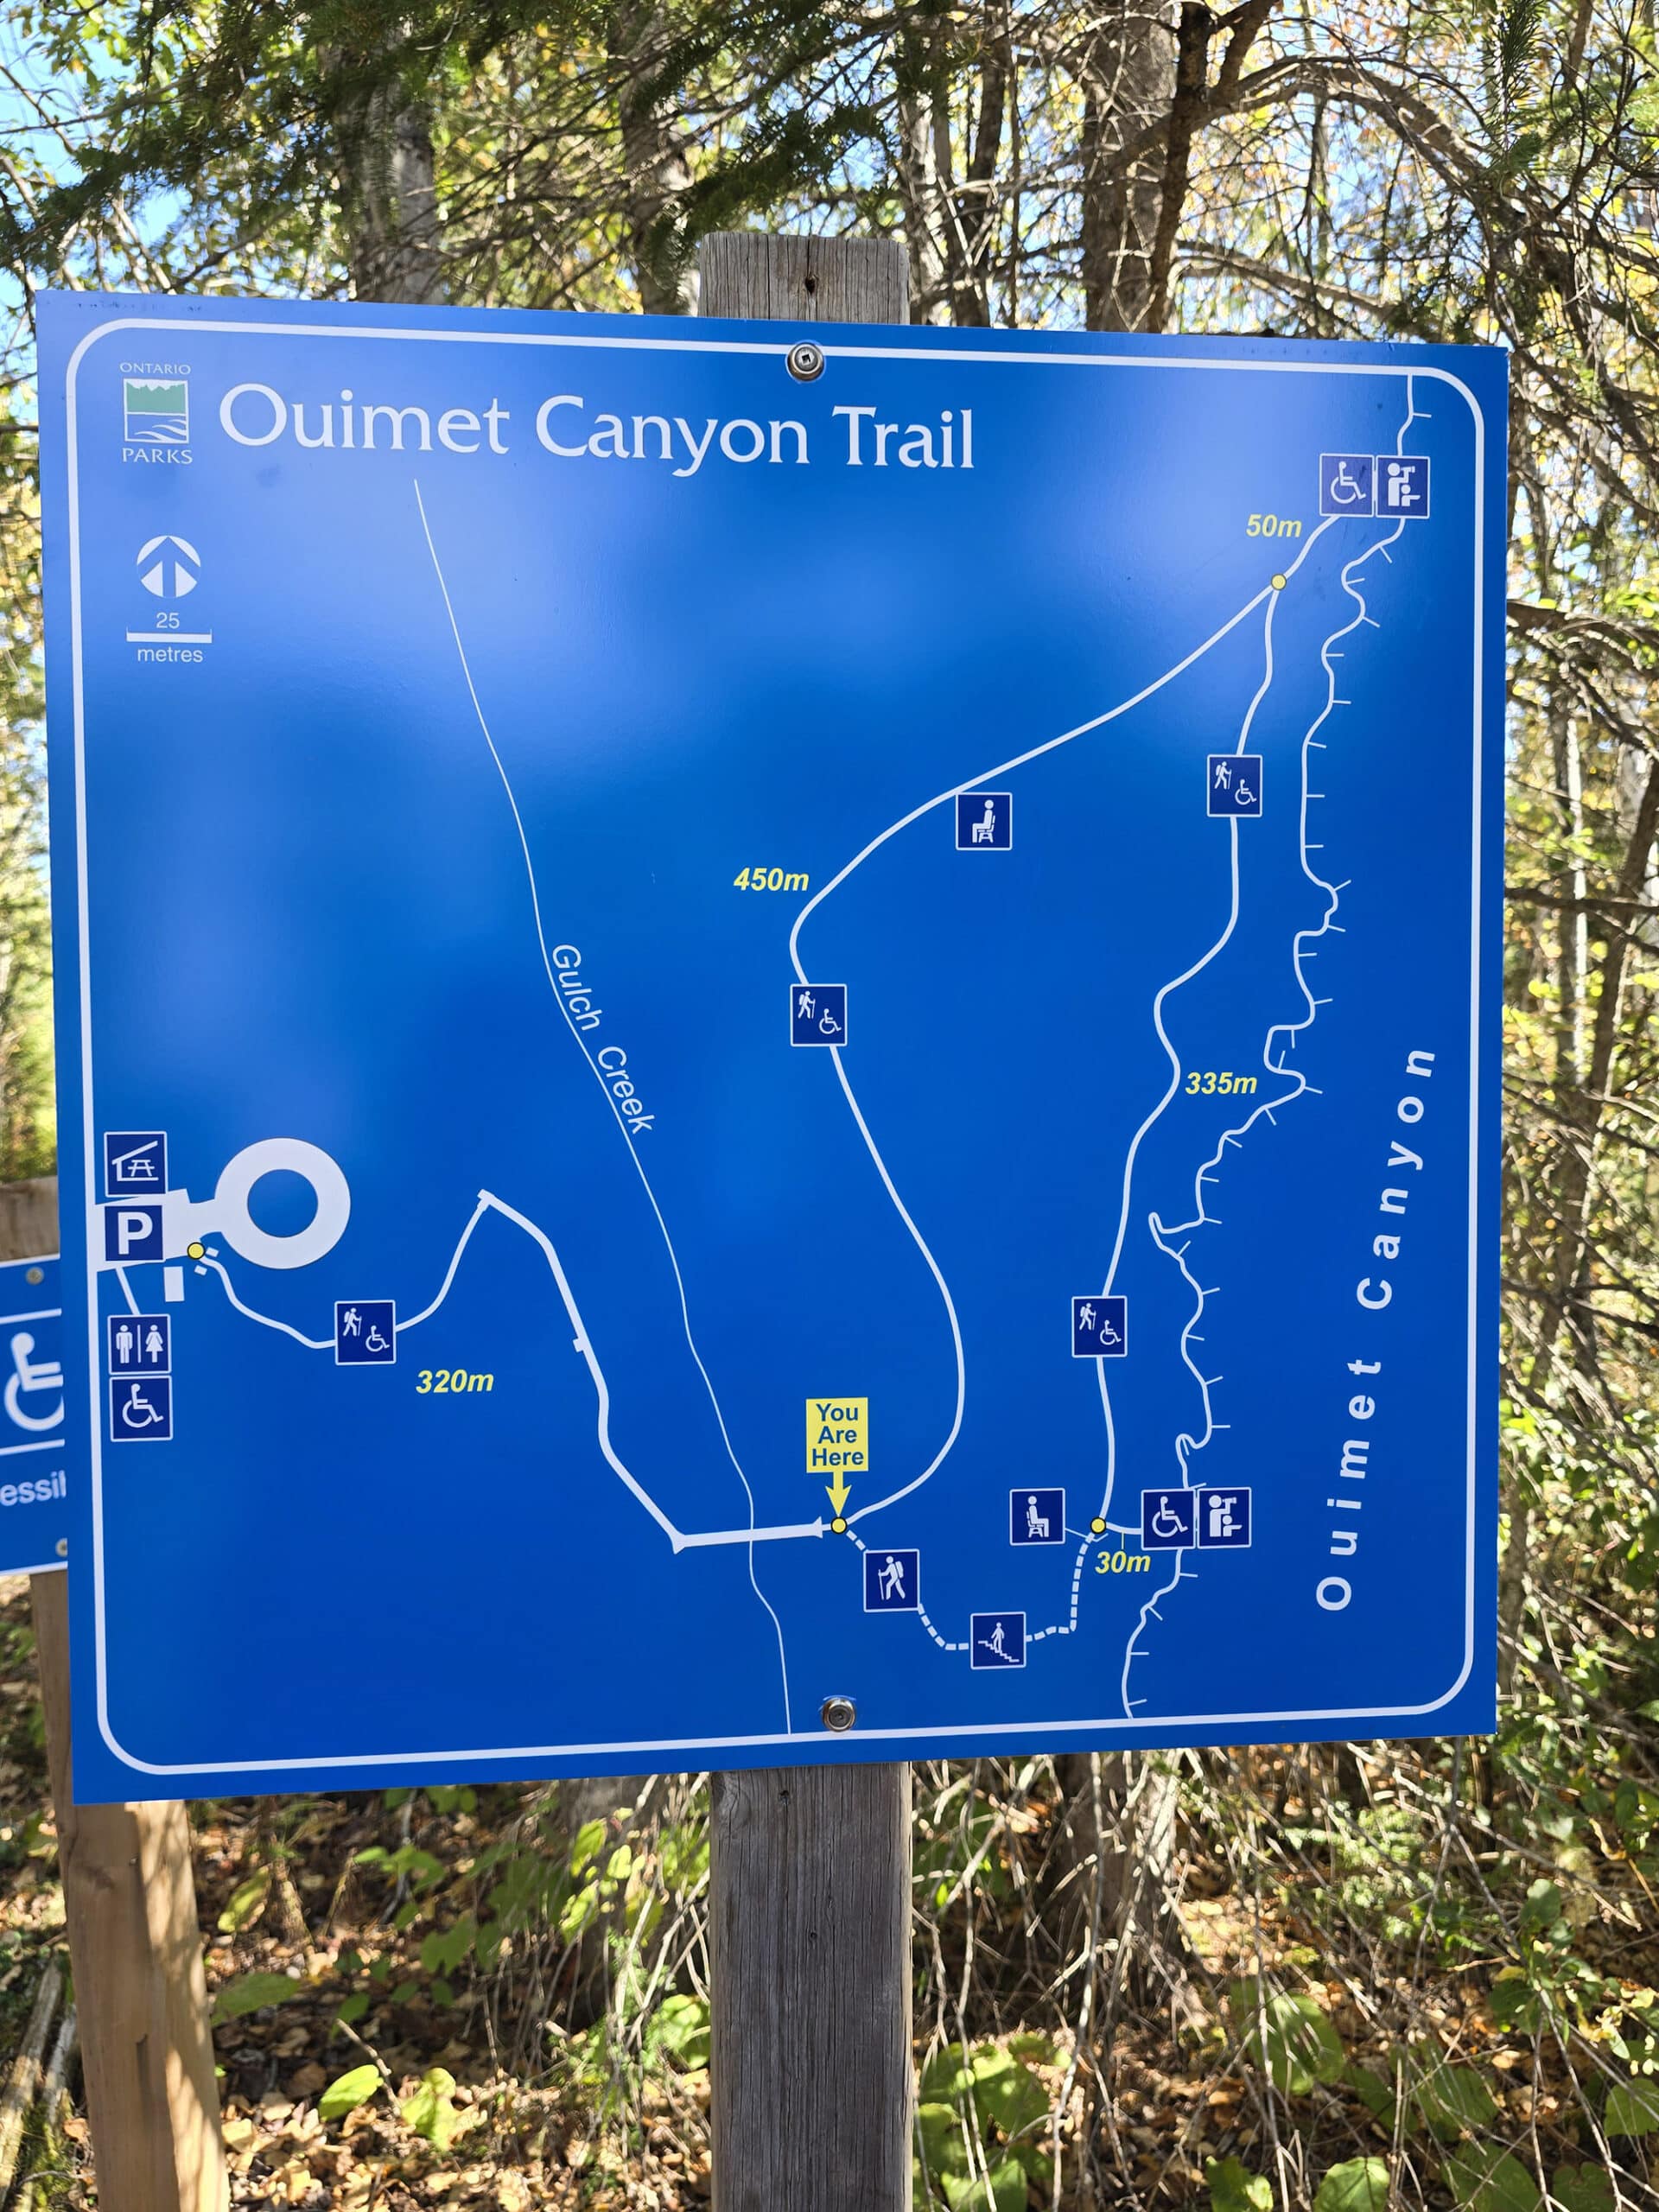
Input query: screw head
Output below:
<box><xmin>786</xmin><ymin>341</ymin><xmax>826</xmax><ymax>383</ymax></box>
<box><xmin>821</xmin><ymin>1694</ymin><xmax>856</xmax><ymax>1732</ymax></box>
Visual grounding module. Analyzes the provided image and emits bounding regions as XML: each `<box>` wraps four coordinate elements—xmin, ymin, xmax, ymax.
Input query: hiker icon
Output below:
<box><xmin>969</xmin><ymin>1611</ymin><xmax>1027</xmax><ymax>1669</ymax></box>
<box><xmin>5</xmin><ymin>1332</ymin><xmax>62</xmax><ymax>1433</ymax></box>
<box><xmin>864</xmin><ymin>1547</ymin><xmax>920</xmax><ymax>1612</ymax></box>
<box><xmin>791</xmin><ymin>982</ymin><xmax>848</xmax><ymax>1047</ymax></box>
<box><xmin>336</xmin><ymin>1300</ymin><xmax>397</xmax><ymax>1365</ymax></box>
<box><xmin>109</xmin><ymin>1374</ymin><xmax>172</xmax><ymax>1441</ymax></box>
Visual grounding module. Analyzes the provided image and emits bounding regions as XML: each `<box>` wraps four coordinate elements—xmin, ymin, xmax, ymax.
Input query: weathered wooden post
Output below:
<box><xmin>0</xmin><ymin>1177</ymin><xmax>227</xmax><ymax>2212</ymax></box>
<box><xmin>698</xmin><ymin>232</ymin><xmax>915</xmax><ymax>2212</ymax></box>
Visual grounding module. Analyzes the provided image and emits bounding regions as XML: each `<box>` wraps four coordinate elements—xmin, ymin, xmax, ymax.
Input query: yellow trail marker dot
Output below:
<box><xmin>187</xmin><ymin>1242</ymin><xmax>205</xmax><ymax>1260</ymax></box>
<box><xmin>1271</xmin><ymin>572</ymin><xmax>1287</xmax><ymax>590</ymax></box>
<box><xmin>1090</xmin><ymin>1516</ymin><xmax>1107</xmax><ymax>1535</ymax></box>
<box><xmin>832</xmin><ymin>1516</ymin><xmax>849</xmax><ymax>1535</ymax></box>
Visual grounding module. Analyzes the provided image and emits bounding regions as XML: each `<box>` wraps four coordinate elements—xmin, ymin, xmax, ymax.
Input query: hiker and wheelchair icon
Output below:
<box><xmin>790</xmin><ymin>983</ymin><xmax>849</xmax><ymax>1046</ymax></box>
<box><xmin>1207</xmin><ymin>754</ymin><xmax>1263</xmax><ymax>818</ymax></box>
<box><xmin>336</xmin><ymin>1300</ymin><xmax>397</xmax><ymax>1365</ymax></box>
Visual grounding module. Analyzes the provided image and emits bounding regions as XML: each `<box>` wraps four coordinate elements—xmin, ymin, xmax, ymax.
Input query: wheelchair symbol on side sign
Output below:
<box><xmin>5</xmin><ymin>1332</ymin><xmax>63</xmax><ymax>1433</ymax></box>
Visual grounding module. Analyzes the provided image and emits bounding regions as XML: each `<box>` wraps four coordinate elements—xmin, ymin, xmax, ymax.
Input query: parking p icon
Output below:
<box><xmin>103</xmin><ymin>1205</ymin><xmax>163</xmax><ymax>1264</ymax></box>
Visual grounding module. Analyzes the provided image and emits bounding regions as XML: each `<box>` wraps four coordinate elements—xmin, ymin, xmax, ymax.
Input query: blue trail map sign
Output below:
<box><xmin>0</xmin><ymin>1255</ymin><xmax>67</xmax><ymax>1574</ymax></box>
<box><xmin>40</xmin><ymin>293</ymin><xmax>1503</xmax><ymax>1802</ymax></box>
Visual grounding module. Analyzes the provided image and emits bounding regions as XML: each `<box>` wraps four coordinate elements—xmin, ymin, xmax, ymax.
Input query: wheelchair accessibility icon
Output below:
<box><xmin>1318</xmin><ymin>454</ymin><xmax>1376</xmax><ymax>517</ymax></box>
<box><xmin>4</xmin><ymin>1331</ymin><xmax>62</xmax><ymax>1435</ymax></box>
<box><xmin>109</xmin><ymin>1374</ymin><xmax>172</xmax><ymax>1442</ymax></box>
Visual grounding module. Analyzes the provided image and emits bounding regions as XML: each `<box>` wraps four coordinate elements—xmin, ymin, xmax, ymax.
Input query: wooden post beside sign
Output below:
<box><xmin>697</xmin><ymin>232</ymin><xmax>915</xmax><ymax>2212</ymax></box>
<box><xmin>0</xmin><ymin>1177</ymin><xmax>227</xmax><ymax>2212</ymax></box>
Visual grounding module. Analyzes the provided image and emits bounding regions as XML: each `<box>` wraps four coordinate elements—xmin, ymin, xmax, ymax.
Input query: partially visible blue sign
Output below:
<box><xmin>0</xmin><ymin>1255</ymin><xmax>67</xmax><ymax>1574</ymax></box>
<box><xmin>40</xmin><ymin>291</ymin><xmax>1502</xmax><ymax>1803</ymax></box>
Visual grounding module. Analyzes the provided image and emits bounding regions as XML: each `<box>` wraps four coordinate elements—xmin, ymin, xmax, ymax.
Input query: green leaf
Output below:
<box><xmin>1413</xmin><ymin>2061</ymin><xmax>1499</xmax><ymax>2137</ymax></box>
<box><xmin>919</xmin><ymin>2050</ymin><xmax>974</xmax><ymax>2105</ymax></box>
<box><xmin>211</xmin><ymin>1971</ymin><xmax>302</xmax><ymax>2023</ymax></box>
<box><xmin>401</xmin><ymin>2065</ymin><xmax>462</xmax><ymax>2152</ymax></box>
<box><xmin>1230</xmin><ymin>1984</ymin><xmax>1346</xmax><ymax>2095</ymax></box>
<box><xmin>646</xmin><ymin>1993</ymin><xmax>711</xmax><ymax>2071</ymax></box>
<box><xmin>1442</xmin><ymin>2146</ymin><xmax>1541</xmax><ymax>2212</ymax></box>
<box><xmin>1207</xmin><ymin>2154</ymin><xmax>1274</xmax><ymax>2212</ymax></box>
<box><xmin>1517</xmin><ymin>1879</ymin><xmax>1562</xmax><ymax>1938</ymax></box>
<box><xmin>1553</xmin><ymin>2166</ymin><xmax>1616</xmax><ymax>2212</ymax></box>
<box><xmin>215</xmin><ymin>1868</ymin><xmax>270</xmax><ymax>1935</ymax></box>
<box><xmin>556</xmin><ymin>1887</ymin><xmax>599</xmax><ymax>1942</ymax></box>
<box><xmin>336</xmin><ymin>1993</ymin><xmax>370</xmax><ymax>2025</ymax></box>
<box><xmin>916</xmin><ymin>2098</ymin><xmax>972</xmax><ymax>2182</ymax></box>
<box><xmin>318</xmin><ymin>2063</ymin><xmax>380</xmax><ymax>2122</ymax></box>
<box><xmin>569</xmin><ymin>1818</ymin><xmax>607</xmax><ymax>1872</ymax></box>
<box><xmin>419</xmin><ymin>1917</ymin><xmax>475</xmax><ymax>1977</ymax></box>
<box><xmin>1314</xmin><ymin>2158</ymin><xmax>1389</xmax><ymax>2212</ymax></box>
<box><xmin>940</xmin><ymin>2159</ymin><xmax>1028</xmax><ymax>2212</ymax></box>
<box><xmin>1488</xmin><ymin>1971</ymin><xmax>1541</xmax><ymax>2034</ymax></box>
<box><xmin>1605</xmin><ymin>2075</ymin><xmax>1659</xmax><ymax>2135</ymax></box>
<box><xmin>1343</xmin><ymin>2063</ymin><xmax>1395</xmax><ymax>2121</ymax></box>
<box><xmin>969</xmin><ymin>2047</ymin><xmax>1048</xmax><ymax>2144</ymax></box>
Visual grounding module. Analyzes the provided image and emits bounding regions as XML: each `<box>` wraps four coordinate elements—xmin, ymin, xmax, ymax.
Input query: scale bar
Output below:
<box><xmin>126</xmin><ymin>632</ymin><xmax>213</xmax><ymax>644</ymax></box>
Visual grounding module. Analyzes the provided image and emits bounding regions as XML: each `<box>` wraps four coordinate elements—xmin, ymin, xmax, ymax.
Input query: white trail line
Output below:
<box><xmin>793</xmin><ymin>576</ymin><xmax>1281</xmax><ymax>1531</ymax></box>
<box><xmin>798</xmin><ymin>384</ymin><xmax>1425</xmax><ymax>1678</ymax></box>
<box><xmin>200</xmin><ymin>1193</ymin><xmax>822</xmax><ymax>1555</ymax></box>
<box><xmin>1116</xmin><ymin>382</ymin><xmax>1425</xmax><ymax>1713</ymax></box>
<box><xmin>417</xmin><ymin>486</ymin><xmax>796</xmax><ymax>1723</ymax></box>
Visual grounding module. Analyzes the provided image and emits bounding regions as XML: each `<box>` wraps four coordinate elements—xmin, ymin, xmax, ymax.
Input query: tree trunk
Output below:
<box><xmin>1499</xmin><ymin>752</ymin><xmax>1659</xmax><ymax>1692</ymax></box>
<box><xmin>895</xmin><ymin>6</ymin><xmax>949</xmax><ymax>321</ymax></box>
<box><xmin>611</xmin><ymin>3</ymin><xmax>696</xmax><ymax>314</ymax></box>
<box><xmin>555</xmin><ymin>1772</ymin><xmax>657</xmax><ymax>2029</ymax></box>
<box><xmin>1077</xmin><ymin>3</ymin><xmax>1177</xmax><ymax>332</ymax></box>
<box><xmin>335</xmin><ymin>38</ymin><xmax>445</xmax><ymax>308</ymax></box>
<box><xmin>948</xmin><ymin>3</ymin><xmax>1008</xmax><ymax>325</ymax></box>
<box><xmin>1053</xmin><ymin>1751</ymin><xmax>1183</xmax><ymax>2003</ymax></box>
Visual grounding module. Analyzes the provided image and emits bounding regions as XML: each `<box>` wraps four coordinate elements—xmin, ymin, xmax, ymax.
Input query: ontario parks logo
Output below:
<box><xmin>121</xmin><ymin>367</ymin><xmax>194</xmax><ymax>465</ymax></box>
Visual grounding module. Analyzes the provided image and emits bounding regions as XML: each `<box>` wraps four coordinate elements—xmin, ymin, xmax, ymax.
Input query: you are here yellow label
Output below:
<box><xmin>806</xmin><ymin>1397</ymin><xmax>868</xmax><ymax>1472</ymax></box>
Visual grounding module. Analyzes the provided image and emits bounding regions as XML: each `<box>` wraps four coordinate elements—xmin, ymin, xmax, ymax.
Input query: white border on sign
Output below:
<box><xmin>64</xmin><ymin>316</ymin><xmax>1489</xmax><ymax>1777</ymax></box>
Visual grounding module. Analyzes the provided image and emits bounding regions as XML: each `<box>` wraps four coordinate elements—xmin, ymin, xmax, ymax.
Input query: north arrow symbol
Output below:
<box><xmin>137</xmin><ymin>533</ymin><xmax>201</xmax><ymax>599</ymax></box>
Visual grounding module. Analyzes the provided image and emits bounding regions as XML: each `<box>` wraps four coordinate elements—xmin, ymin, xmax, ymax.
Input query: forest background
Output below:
<box><xmin>0</xmin><ymin>2</ymin><xmax>1656</xmax><ymax>2208</ymax></box>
